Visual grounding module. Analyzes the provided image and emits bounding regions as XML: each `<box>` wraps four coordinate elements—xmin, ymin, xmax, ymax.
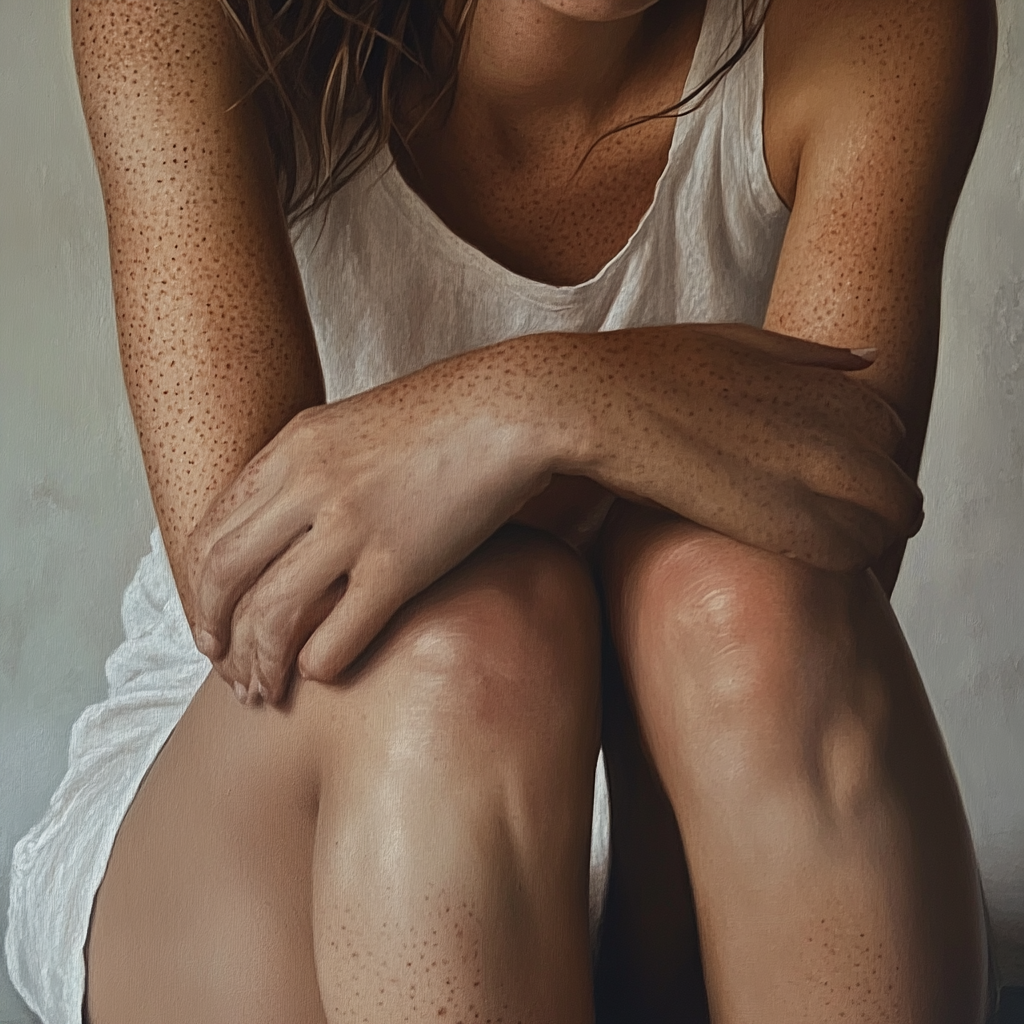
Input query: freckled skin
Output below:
<box><xmin>74</xmin><ymin>0</ymin><xmax>996</xmax><ymax>1022</ymax></box>
<box><xmin>71</xmin><ymin>0</ymin><xmax>324</xmax><ymax>602</ymax></box>
<box><xmin>761</xmin><ymin>0</ymin><xmax>996</xmax><ymax>579</ymax></box>
<box><xmin>396</xmin><ymin>0</ymin><xmax>702</xmax><ymax>287</ymax></box>
<box><xmin>87</xmin><ymin>528</ymin><xmax>600</xmax><ymax>1023</ymax></box>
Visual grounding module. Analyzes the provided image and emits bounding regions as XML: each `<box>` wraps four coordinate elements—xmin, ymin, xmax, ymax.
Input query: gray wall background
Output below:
<box><xmin>1</xmin><ymin>0</ymin><xmax>1022</xmax><ymax>1020</ymax></box>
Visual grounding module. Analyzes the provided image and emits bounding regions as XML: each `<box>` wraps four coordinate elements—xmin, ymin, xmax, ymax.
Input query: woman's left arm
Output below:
<box><xmin>761</xmin><ymin>0</ymin><xmax>995</xmax><ymax>590</ymax></box>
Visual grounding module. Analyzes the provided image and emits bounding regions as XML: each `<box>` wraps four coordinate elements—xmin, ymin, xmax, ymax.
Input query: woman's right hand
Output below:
<box><xmin>556</xmin><ymin>322</ymin><xmax>922</xmax><ymax>572</ymax></box>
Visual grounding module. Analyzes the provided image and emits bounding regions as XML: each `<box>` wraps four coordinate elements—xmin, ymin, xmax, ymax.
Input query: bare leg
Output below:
<box><xmin>600</xmin><ymin>503</ymin><xmax>987</xmax><ymax>1024</ymax></box>
<box><xmin>86</xmin><ymin>526</ymin><xmax>600</xmax><ymax>1024</ymax></box>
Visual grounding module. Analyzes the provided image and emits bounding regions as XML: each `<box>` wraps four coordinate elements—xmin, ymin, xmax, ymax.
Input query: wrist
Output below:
<box><xmin>499</xmin><ymin>331</ymin><xmax>599</xmax><ymax>479</ymax></box>
<box><xmin>401</xmin><ymin>329</ymin><xmax>601</xmax><ymax>508</ymax></box>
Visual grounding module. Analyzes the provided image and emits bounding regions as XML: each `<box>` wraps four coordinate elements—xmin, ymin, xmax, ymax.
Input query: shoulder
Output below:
<box><xmin>761</xmin><ymin>0</ymin><xmax>997</xmax><ymax>208</ymax></box>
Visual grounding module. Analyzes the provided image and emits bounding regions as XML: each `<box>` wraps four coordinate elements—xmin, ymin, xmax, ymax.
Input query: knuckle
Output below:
<box><xmin>263</xmin><ymin>590</ymin><xmax>315</xmax><ymax>652</ymax></box>
<box><xmin>204</xmin><ymin>532</ymin><xmax>236</xmax><ymax>591</ymax></box>
<box><xmin>254</xmin><ymin>632</ymin><xmax>289</xmax><ymax>684</ymax></box>
<box><xmin>283</xmin><ymin>406</ymin><xmax>320</xmax><ymax>445</ymax></box>
<box><xmin>289</xmin><ymin>405</ymin><xmax>317</xmax><ymax>428</ymax></box>
<box><xmin>235</xmin><ymin>587</ymin><xmax>283</xmax><ymax>651</ymax></box>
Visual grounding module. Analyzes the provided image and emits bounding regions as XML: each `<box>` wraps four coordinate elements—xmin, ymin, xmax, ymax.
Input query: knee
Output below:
<box><xmin>612</xmin><ymin>516</ymin><xmax>889</xmax><ymax>800</ymax></box>
<box><xmin>637</xmin><ymin>526</ymin><xmax>857</xmax><ymax>673</ymax></box>
<box><xmin>309</xmin><ymin>527</ymin><xmax>602</xmax><ymax>768</ymax></box>
<box><xmin>417</xmin><ymin>527</ymin><xmax>601</xmax><ymax>734</ymax></box>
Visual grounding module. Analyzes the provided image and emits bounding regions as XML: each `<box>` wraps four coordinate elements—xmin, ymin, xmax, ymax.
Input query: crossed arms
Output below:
<box><xmin>71</xmin><ymin>0</ymin><xmax>994</xmax><ymax>701</ymax></box>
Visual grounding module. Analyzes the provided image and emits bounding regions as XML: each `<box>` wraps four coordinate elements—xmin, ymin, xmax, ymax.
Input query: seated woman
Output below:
<box><xmin>6</xmin><ymin>0</ymin><xmax>996</xmax><ymax>1021</ymax></box>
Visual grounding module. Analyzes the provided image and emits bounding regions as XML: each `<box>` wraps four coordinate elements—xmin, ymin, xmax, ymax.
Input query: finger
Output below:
<box><xmin>189</xmin><ymin>436</ymin><xmax>292</xmax><ymax>562</ymax></box>
<box><xmin>214</xmin><ymin>668</ymin><xmax>256</xmax><ymax>708</ymax></box>
<box><xmin>813</xmin><ymin>495</ymin><xmax>900</xmax><ymax>568</ymax></box>
<box><xmin>794</xmin><ymin>438</ymin><xmax>923</xmax><ymax>542</ymax></box>
<box><xmin>838</xmin><ymin>383</ymin><xmax>907</xmax><ymax>456</ymax></box>
<box><xmin>217</xmin><ymin>528</ymin><xmax>351</xmax><ymax>705</ymax></box>
<box><xmin>185</xmin><ymin>424</ymin><xmax>303</xmax><ymax>634</ymax></box>
<box><xmin>192</xmin><ymin>494</ymin><xmax>313</xmax><ymax>659</ymax></box>
<box><xmin>705</xmin><ymin>322</ymin><xmax>878</xmax><ymax>371</ymax></box>
<box><xmin>705</xmin><ymin>396</ymin><xmax>920</xmax><ymax>555</ymax></box>
<box><xmin>738</xmin><ymin>363</ymin><xmax>906</xmax><ymax>460</ymax></box>
<box><xmin>297</xmin><ymin>568</ymin><xmax>405</xmax><ymax>682</ymax></box>
<box><xmin>219</xmin><ymin>580</ymin><xmax>343</xmax><ymax>706</ymax></box>
<box><xmin>797</xmin><ymin>368</ymin><xmax>907</xmax><ymax>458</ymax></box>
<box><xmin>708</xmin><ymin>326</ymin><xmax>910</xmax><ymax>455</ymax></box>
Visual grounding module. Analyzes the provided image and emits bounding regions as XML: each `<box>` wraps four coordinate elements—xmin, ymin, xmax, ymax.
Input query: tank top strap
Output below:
<box><xmin>670</xmin><ymin>0</ymin><xmax>786</xmax><ymax>225</ymax></box>
<box><xmin>686</xmin><ymin>0</ymin><xmax>764</xmax><ymax>100</ymax></box>
<box><xmin>724</xmin><ymin>2</ymin><xmax>787</xmax><ymax>221</ymax></box>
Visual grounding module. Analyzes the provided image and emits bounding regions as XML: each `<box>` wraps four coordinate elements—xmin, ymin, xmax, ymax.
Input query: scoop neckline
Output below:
<box><xmin>376</xmin><ymin>0</ymin><xmax>729</xmax><ymax>308</ymax></box>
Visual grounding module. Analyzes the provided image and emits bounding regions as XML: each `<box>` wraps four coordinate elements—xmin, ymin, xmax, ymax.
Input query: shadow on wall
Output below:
<box><xmin>995</xmin><ymin>987</ymin><xmax>1024</xmax><ymax>1024</ymax></box>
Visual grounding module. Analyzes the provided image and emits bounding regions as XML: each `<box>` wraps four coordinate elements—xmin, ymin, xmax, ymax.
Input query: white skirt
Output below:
<box><xmin>4</xmin><ymin>527</ymin><xmax>611</xmax><ymax>1024</ymax></box>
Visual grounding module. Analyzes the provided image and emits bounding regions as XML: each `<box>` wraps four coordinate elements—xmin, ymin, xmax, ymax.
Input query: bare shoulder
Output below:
<box><xmin>70</xmin><ymin>0</ymin><xmax>250</xmax><ymax>135</ymax></box>
<box><xmin>762</xmin><ymin>0</ymin><xmax>997</xmax><ymax>208</ymax></box>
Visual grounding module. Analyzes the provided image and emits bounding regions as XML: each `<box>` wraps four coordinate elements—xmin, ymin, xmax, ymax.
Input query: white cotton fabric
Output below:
<box><xmin>6</xmin><ymin>0</ymin><xmax>787</xmax><ymax>1019</ymax></box>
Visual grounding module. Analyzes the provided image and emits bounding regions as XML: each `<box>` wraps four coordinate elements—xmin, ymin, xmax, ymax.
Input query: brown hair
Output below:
<box><xmin>220</xmin><ymin>0</ymin><xmax>770</xmax><ymax>222</ymax></box>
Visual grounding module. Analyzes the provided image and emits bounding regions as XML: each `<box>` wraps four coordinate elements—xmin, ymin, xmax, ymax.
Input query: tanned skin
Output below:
<box><xmin>72</xmin><ymin>0</ymin><xmax>995</xmax><ymax>1021</ymax></box>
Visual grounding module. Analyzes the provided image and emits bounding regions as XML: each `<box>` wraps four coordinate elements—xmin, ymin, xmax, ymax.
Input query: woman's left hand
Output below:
<box><xmin>185</xmin><ymin>382</ymin><xmax>551</xmax><ymax>705</ymax></box>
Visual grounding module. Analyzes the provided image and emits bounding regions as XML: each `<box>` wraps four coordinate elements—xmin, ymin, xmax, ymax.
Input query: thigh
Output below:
<box><xmin>84</xmin><ymin>667</ymin><xmax>326</xmax><ymax>1024</ymax></box>
<box><xmin>85</xmin><ymin>526</ymin><xmax>600</xmax><ymax>1024</ymax></box>
<box><xmin>593</xmin><ymin>498</ymin><xmax>854</xmax><ymax>1020</ymax></box>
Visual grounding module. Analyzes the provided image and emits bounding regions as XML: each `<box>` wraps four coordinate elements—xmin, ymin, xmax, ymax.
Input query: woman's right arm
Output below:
<box><xmin>71</xmin><ymin>0</ymin><xmax>324</xmax><ymax>614</ymax></box>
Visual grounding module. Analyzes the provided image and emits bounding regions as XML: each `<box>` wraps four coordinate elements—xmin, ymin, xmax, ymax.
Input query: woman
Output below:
<box><xmin>5</xmin><ymin>0</ymin><xmax>996</xmax><ymax>1020</ymax></box>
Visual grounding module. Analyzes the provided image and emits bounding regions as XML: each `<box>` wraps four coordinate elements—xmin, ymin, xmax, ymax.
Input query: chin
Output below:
<box><xmin>536</xmin><ymin>0</ymin><xmax>663</xmax><ymax>21</ymax></box>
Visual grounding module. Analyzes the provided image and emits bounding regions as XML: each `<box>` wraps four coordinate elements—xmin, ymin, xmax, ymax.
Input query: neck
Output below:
<box><xmin>460</xmin><ymin>2</ymin><xmax>640</xmax><ymax>115</ymax></box>
<box><xmin>450</xmin><ymin>0</ymin><xmax>697</xmax><ymax>136</ymax></box>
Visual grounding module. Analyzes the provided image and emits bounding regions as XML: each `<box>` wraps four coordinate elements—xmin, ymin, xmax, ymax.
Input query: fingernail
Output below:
<box><xmin>256</xmin><ymin>682</ymin><xmax>269</xmax><ymax>703</ymax></box>
<box><xmin>233</xmin><ymin>681</ymin><xmax>247</xmax><ymax>704</ymax></box>
<box><xmin>850</xmin><ymin>347</ymin><xmax>877</xmax><ymax>361</ymax></box>
<box><xmin>195</xmin><ymin>629</ymin><xmax>217</xmax><ymax>657</ymax></box>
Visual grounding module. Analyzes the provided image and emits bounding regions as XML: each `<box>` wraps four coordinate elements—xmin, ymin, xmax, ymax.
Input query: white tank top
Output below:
<box><xmin>5</xmin><ymin>3</ymin><xmax>789</xmax><ymax>1021</ymax></box>
<box><xmin>292</xmin><ymin>0</ymin><xmax>789</xmax><ymax>404</ymax></box>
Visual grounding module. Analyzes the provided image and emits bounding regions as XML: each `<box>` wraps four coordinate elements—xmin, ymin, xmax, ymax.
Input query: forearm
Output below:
<box><xmin>391</xmin><ymin>321</ymin><xmax>916</xmax><ymax>571</ymax></box>
<box><xmin>72</xmin><ymin>0</ymin><xmax>324</xmax><ymax>605</ymax></box>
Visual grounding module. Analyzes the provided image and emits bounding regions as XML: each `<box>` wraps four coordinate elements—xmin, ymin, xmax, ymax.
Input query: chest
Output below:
<box><xmin>298</xmin><ymin>86</ymin><xmax>790</xmax><ymax>404</ymax></box>
<box><xmin>396</xmin><ymin>113</ymin><xmax>680</xmax><ymax>288</ymax></box>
